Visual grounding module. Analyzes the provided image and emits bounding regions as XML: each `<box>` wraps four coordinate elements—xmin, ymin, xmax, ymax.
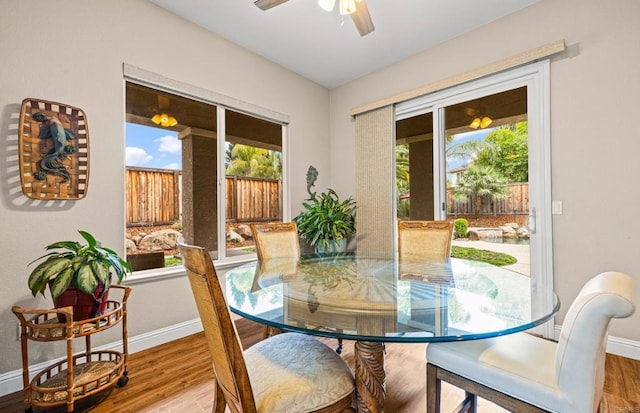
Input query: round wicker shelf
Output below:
<box><xmin>32</xmin><ymin>352</ymin><xmax>123</xmax><ymax>404</ymax></box>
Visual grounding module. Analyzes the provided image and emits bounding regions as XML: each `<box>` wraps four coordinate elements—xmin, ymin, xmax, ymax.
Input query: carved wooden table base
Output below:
<box><xmin>355</xmin><ymin>341</ymin><xmax>386</xmax><ymax>413</ymax></box>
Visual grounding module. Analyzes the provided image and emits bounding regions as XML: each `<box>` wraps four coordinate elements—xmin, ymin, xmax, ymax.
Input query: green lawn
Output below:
<box><xmin>163</xmin><ymin>245</ymin><xmax>515</xmax><ymax>267</ymax></box>
<box><xmin>451</xmin><ymin>245</ymin><xmax>517</xmax><ymax>266</ymax></box>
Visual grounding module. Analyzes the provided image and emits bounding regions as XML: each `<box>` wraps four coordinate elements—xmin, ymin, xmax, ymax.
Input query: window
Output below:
<box><xmin>124</xmin><ymin>81</ymin><xmax>286</xmax><ymax>272</ymax></box>
<box><xmin>224</xmin><ymin>109</ymin><xmax>283</xmax><ymax>258</ymax></box>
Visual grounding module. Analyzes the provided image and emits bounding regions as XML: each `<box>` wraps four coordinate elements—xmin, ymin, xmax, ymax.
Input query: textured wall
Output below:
<box><xmin>0</xmin><ymin>0</ymin><xmax>330</xmax><ymax>376</ymax></box>
<box><xmin>329</xmin><ymin>0</ymin><xmax>640</xmax><ymax>342</ymax></box>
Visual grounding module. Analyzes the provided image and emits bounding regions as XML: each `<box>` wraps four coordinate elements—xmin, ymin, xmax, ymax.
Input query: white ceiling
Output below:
<box><xmin>150</xmin><ymin>0</ymin><xmax>539</xmax><ymax>89</ymax></box>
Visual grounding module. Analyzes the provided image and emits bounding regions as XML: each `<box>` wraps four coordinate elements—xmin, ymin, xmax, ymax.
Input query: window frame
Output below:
<box><xmin>123</xmin><ymin>65</ymin><xmax>290</xmax><ymax>281</ymax></box>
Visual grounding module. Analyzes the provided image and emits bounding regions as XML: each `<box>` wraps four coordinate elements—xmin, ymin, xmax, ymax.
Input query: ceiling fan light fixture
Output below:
<box><xmin>318</xmin><ymin>0</ymin><xmax>336</xmax><ymax>11</ymax></box>
<box><xmin>339</xmin><ymin>0</ymin><xmax>356</xmax><ymax>15</ymax></box>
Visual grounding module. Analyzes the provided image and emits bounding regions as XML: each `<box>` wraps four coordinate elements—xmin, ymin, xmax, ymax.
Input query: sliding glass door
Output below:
<box><xmin>395</xmin><ymin>61</ymin><xmax>553</xmax><ymax>337</ymax></box>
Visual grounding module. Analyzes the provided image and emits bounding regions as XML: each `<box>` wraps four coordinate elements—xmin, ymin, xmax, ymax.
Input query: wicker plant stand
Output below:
<box><xmin>12</xmin><ymin>285</ymin><xmax>131</xmax><ymax>413</ymax></box>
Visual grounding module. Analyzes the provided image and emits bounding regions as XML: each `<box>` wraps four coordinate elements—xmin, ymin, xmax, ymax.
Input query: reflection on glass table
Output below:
<box><xmin>225</xmin><ymin>253</ymin><xmax>559</xmax><ymax>413</ymax></box>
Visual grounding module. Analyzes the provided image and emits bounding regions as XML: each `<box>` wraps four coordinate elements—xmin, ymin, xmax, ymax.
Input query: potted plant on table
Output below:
<box><xmin>27</xmin><ymin>230</ymin><xmax>131</xmax><ymax>321</ymax></box>
<box><xmin>293</xmin><ymin>188</ymin><xmax>357</xmax><ymax>254</ymax></box>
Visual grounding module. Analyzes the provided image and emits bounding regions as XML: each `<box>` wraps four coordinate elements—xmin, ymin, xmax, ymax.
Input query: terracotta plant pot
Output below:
<box><xmin>50</xmin><ymin>280</ymin><xmax>110</xmax><ymax>322</ymax></box>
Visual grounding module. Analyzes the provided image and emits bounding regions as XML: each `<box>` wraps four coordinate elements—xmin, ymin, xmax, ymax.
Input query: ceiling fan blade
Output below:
<box><xmin>351</xmin><ymin>0</ymin><xmax>375</xmax><ymax>36</ymax></box>
<box><xmin>254</xmin><ymin>0</ymin><xmax>289</xmax><ymax>11</ymax></box>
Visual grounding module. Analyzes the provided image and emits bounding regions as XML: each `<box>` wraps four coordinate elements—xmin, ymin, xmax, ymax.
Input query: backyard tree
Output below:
<box><xmin>452</xmin><ymin>165</ymin><xmax>509</xmax><ymax>217</ymax></box>
<box><xmin>395</xmin><ymin>144</ymin><xmax>410</xmax><ymax>193</ymax></box>
<box><xmin>225</xmin><ymin>143</ymin><xmax>282</xmax><ymax>179</ymax></box>
<box><xmin>447</xmin><ymin>135</ymin><xmax>497</xmax><ymax>165</ymax></box>
<box><xmin>395</xmin><ymin>144</ymin><xmax>411</xmax><ymax>218</ymax></box>
<box><xmin>476</xmin><ymin>121</ymin><xmax>528</xmax><ymax>183</ymax></box>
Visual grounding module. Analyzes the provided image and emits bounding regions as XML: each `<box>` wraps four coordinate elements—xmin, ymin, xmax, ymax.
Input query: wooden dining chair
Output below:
<box><xmin>397</xmin><ymin>220</ymin><xmax>454</xmax><ymax>262</ymax></box>
<box><xmin>251</xmin><ymin>222</ymin><xmax>344</xmax><ymax>351</ymax></box>
<box><xmin>178</xmin><ymin>238</ymin><xmax>355</xmax><ymax>413</ymax></box>
<box><xmin>425</xmin><ymin>271</ymin><xmax>636</xmax><ymax>413</ymax></box>
<box><xmin>251</xmin><ymin>222</ymin><xmax>301</xmax><ymax>261</ymax></box>
<box><xmin>251</xmin><ymin>222</ymin><xmax>299</xmax><ymax>339</ymax></box>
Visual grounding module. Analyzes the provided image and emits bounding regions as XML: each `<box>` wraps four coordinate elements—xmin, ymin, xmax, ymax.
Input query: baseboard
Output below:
<box><xmin>2</xmin><ymin>320</ymin><xmax>638</xmax><ymax>397</ymax></box>
<box><xmin>553</xmin><ymin>325</ymin><xmax>640</xmax><ymax>360</ymax></box>
<box><xmin>0</xmin><ymin>318</ymin><xmax>204</xmax><ymax>397</ymax></box>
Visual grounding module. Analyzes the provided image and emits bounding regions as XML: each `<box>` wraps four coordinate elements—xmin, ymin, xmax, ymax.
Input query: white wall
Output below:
<box><xmin>329</xmin><ymin>0</ymin><xmax>640</xmax><ymax>341</ymax></box>
<box><xmin>0</xmin><ymin>0</ymin><xmax>331</xmax><ymax>375</ymax></box>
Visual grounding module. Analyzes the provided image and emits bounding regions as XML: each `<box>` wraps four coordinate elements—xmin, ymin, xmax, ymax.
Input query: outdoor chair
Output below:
<box><xmin>425</xmin><ymin>271</ymin><xmax>636</xmax><ymax>413</ymax></box>
<box><xmin>178</xmin><ymin>238</ymin><xmax>355</xmax><ymax>413</ymax></box>
<box><xmin>398</xmin><ymin>220</ymin><xmax>454</xmax><ymax>262</ymax></box>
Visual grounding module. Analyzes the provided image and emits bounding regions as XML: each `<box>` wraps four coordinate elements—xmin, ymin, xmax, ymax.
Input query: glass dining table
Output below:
<box><xmin>224</xmin><ymin>253</ymin><xmax>559</xmax><ymax>413</ymax></box>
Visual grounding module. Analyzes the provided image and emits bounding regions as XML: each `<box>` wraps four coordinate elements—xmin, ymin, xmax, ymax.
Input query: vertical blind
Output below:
<box><xmin>354</xmin><ymin>105</ymin><xmax>395</xmax><ymax>254</ymax></box>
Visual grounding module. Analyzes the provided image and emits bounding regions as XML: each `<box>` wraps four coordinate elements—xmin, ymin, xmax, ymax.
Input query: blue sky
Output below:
<box><xmin>125</xmin><ymin>123</ymin><xmax>181</xmax><ymax>170</ymax></box>
<box><xmin>447</xmin><ymin>128</ymin><xmax>492</xmax><ymax>170</ymax></box>
<box><xmin>125</xmin><ymin>122</ymin><xmax>493</xmax><ymax>172</ymax></box>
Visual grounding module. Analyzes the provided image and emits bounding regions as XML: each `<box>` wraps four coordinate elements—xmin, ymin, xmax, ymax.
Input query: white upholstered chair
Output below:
<box><xmin>178</xmin><ymin>238</ymin><xmax>355</xmax><ymax>413</ymax></box>
<box><xmin>426</xmin><ymin>271</ymin><xmax>636</xmax><ymax>413</ymax></box>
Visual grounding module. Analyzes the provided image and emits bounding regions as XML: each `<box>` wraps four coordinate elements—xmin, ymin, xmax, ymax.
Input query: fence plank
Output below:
<box><xmin>126</xmin><ymin>167</ymin><xmax>282</xmax><ymax>226</ymax></box>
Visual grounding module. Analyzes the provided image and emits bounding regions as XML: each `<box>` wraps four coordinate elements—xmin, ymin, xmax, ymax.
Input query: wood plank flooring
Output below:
<box><xmin>1</xmin><ymin>318</ymin><xmax>638</xmax><ymax>412</ymax></box>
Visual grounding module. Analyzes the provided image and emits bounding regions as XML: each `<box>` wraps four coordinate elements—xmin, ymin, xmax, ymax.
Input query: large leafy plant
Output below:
<box><xmin>294</xmin><ymin>188</ymin><xmax>356</xmax><ymax>250</ymax></box>
<box><xmin>28</xmin><ymin>230</ymin><xmax>131</xmax><ymax>299</ymax></box>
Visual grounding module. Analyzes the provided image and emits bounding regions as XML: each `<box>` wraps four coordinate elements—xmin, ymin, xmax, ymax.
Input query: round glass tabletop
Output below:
<box><xmin>225</xmin><ymin>254</ymin><xmax>559</xmax><ymax>342</ymax></box>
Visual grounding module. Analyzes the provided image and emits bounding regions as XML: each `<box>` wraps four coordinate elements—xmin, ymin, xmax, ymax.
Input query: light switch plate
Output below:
<box><xmin>552</xmin><ymin>201</ymin><xmax>563</xmax><ymax>215</ymax></box>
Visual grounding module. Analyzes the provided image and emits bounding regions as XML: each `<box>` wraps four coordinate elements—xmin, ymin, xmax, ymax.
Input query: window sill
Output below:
<box><xmin>123</xmin><ymin>254</ymin><xmax>257</xmax><ymax>285</ymax></box>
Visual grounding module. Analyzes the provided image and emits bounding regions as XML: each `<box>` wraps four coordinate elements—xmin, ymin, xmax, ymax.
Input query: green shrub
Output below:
<box><xmin>453</xmin><ymin>218</ymin><xmax>469</xmax><ymax>239</ymax></box>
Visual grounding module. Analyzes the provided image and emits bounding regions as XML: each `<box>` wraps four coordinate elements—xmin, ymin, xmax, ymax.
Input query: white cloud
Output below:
<box><xmin>162</xmin><ymin>162</ymin><xmax>181</xmax><ymax>170</ymax></box>
<box><xmin>155</xmin><ymin>135</ymin><xmax>181</xmax><ymax>154</ymax></box>
<box><xmin>126</xmin><ymin>147</ymin><xmax>153</xmax><ymax>165</ymax></box>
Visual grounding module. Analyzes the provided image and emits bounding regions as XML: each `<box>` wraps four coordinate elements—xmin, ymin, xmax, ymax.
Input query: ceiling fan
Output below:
<box><xmin>254</xmin><ymin>0</ymin><xmax>375</xmax><ymax>37</ymax></box>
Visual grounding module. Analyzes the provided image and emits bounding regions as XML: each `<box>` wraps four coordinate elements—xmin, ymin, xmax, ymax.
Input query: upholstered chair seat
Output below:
<box><xmin>245</xmin><ymin>333</ymin><xmax>354</xmax><ymax>413</ymax></box>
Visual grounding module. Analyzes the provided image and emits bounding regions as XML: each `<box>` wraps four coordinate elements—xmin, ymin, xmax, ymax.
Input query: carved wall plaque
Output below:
<box><xmin>18</xmin><ymin>98</ymin><xmax>90</xmax><ymax>200</ymax></box>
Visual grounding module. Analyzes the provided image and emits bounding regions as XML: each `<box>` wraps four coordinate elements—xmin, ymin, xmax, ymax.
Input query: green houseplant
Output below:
<box><xmin>294</xmin><ymin>188</ymin><xmax>356</xmax><ymax>254</ymax></box>
<box><xmin>27</xmin><ymin>230</ymin><xmax>131</xmax><ymax>320</ymax></box>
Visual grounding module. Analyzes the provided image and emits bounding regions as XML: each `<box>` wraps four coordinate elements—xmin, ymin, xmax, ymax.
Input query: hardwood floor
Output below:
<box><xmin>1</xmin><ymin>318</ymin><xmax>638</xmax><ymax>412</ymax></box>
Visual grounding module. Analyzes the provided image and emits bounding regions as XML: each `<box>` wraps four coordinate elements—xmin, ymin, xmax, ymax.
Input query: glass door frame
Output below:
<box><xmin>395</xmin><ymin>61</ymin><xmax>554</xmax><ymax>337</ymax></box>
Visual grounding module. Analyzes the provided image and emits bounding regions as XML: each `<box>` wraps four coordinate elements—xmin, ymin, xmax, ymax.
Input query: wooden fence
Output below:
<box><xmin>126</xmin><ymin>167</ymin><xmax>281</xmax><ymax>226</ymax></box>
<box><xmin>126</xmin><ymin>167</ymin><xmax>526</xmax><ymax>226</ymax></box>
<box><xmin>446</xmin><ymin>183</ymin><xmax>529</xmax><ymax>215</ymax></box>
<box><xmin>126</xmin><ymin>167</ymin><xmax>181</xmax><ymax>226</ymax></box>
<box><xmin>225</xmin><ymin>175</ymin><xmax>282</xmax><ymax>222</ymax></box>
